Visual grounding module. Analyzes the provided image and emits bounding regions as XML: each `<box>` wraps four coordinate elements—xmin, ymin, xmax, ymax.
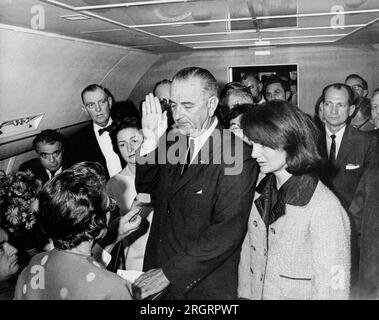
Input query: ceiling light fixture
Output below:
<box><xmin>180</xmin><ymin>34</ymin><xmax>346</xmax><ymax>45</ymax></box>
<box><xmin>191</xmin><ymin>40</ymin><xmax>336</xmax><ymax>49</ymax></box>
<box><xmin>60</xmin><ymin>14</ymin><xmax>90</xmax><ymax>21</ymax></box>
<box><xmin>161</xmin><ymin>24</ymin><xmax>365</xmax><ymax>38</ymax></box>
<box><xmin>75</xmin><ymin>0</ymin><xmax>191</xmax><ymax>11</ymax></box>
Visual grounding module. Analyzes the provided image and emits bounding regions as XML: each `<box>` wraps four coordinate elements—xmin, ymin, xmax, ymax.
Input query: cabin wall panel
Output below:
<box><xmin>0</xmin><ymin>26</ymin><xmax>159</xmax><ymax>166</ymax></box>
<box><xmin>129</xmin><ymin>45</ymin><xmax>379</xmax><ymax>116</ymax></box>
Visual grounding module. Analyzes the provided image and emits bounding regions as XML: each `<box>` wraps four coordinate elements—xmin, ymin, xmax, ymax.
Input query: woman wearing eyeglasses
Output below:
<box><xmin>238</xmin><ymin>101</ymin><xmax>351</xmax><ymax>300</ymax></box>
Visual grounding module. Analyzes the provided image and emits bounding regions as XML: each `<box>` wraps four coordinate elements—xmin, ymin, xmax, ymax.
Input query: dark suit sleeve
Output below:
<box><xmin>162</xmin><ymin>154</ymin><xmax>258</xmax><ymax>294</ymax></box>
<box><xmin>349</xmin><ymin>169</ymin><xmax>370</xmax><ymax>249</ymax></box>
<box><xmin>135</xmin><ymin>139</ymin><xmax>164</xmax><ymax>196</ymax></box>
<box><xmin>349</xmin><ymin>136</ymin><xmax>379</xmax><ymax>240</ymax></box>
<box><xmin>363</xmin><ymin>134</ymin><xmax>379</xmax><ymax>169</ymax></box>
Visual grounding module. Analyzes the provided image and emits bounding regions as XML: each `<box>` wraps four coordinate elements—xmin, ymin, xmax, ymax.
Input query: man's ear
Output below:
<box><xmin>207</xmin><ymin>96</ymin><xmax>219</xmax><ymax>117</ymax></box>
<box><xmin>258</xmin><ymin>82</ymin><xmax>263</xmax><ymax>92</ymax></box>
<box><xmin>285</xmin><ymin>91</ymin><xmax>291</xmax><ymax>101</ymax></box>
<box><xmin>363</xmin><ymin>90</ymin><xmax>368</xmax><ymax>97</ymax></box>
<box><xmin>319</xmin><ymin>102</ymin><xmax>325</xmax><ymax>114</ymax></box>
<box><xmin>108</xmin><ymin>96</ymin><xmax>113</xmax><ymax>109</ymax></box>
<box><xmin>348</xmin><ymin>104</ymin><xmax>356</xmax><ymax>117</ymax></box>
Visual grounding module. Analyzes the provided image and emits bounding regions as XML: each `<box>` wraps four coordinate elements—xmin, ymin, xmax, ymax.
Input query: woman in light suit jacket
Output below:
<box><xmin>238</xmin><ymin>100</ymin><xmax>351</xmax><ymax>300</ymax></box>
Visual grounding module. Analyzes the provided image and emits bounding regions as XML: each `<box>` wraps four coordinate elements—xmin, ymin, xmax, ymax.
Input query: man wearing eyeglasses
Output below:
<box><xmin>345</xmin><ymin>74</ymin><xmax>368</xmax><ymax>99</ymax></box>
<box><xmin>19</xmin><ymin>129</ymin><xmax>67</xmax><ymax>186</ymax></box>
<box><xmin>153</xmin><ymin>79</ymin><xmax>174</xmax><ymax>129</ymax></box>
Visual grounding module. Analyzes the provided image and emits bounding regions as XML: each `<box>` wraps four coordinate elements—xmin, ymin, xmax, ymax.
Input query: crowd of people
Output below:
<box><xmin>1</xmin><ymin>67</ymin><xmax>379</xmax><ymax>300</ymax></box>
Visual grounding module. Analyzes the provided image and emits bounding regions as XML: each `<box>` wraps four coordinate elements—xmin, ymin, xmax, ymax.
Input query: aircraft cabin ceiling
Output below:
<box><xmin>0</xmin><ymin>0</ymin><xmax>379</xmax><ymax>53</ymax></box>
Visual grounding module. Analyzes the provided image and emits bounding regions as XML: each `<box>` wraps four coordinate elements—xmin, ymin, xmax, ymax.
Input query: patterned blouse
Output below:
<box><xmin>14</xmin><ymin>249</ymin><xmax>132</xmax><ymax>300</ymax></box>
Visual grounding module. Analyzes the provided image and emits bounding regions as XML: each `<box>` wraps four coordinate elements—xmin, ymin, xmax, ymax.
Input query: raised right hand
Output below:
<box><xmin>142</xmin><ymin>93</ymin><xmax>168</xmax><ymax>144</ymax></box>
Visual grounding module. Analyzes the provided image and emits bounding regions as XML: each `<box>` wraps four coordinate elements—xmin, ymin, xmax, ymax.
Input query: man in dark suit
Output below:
<box><xmin>19</xmin><ymin>129</ymin><xmax>66</xmax><ymax>186</ymax></box>
<box><xmin>133</xmin><ymin>67</ymin><xmax>258</xmax><ymax>300</ymax></box>
<box><xmin>319</xmin><ymin>83</ymin><xmax>378</xmax><ymax>211</ymax></box>
<box><xmin>66</xmin><ymin>84</ymin><xmax>122</xmax><ymax>178</ymax></box>
<box><xmin>349</xmin><ymin>168</ymin><xmax>379</xmax><ymax>299</ymax></box>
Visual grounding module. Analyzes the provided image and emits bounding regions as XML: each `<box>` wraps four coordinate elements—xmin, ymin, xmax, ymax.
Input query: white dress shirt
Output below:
<box><xmin>46</xmin><ymin>166</ymin><xmax>62</xmax><ymax>180</ymax></box>
<box><xmin>325</xmin><ymin>125</ymin><xmax>346</xmax><ymax>159</ymax></box>
<box><xmin>140</xmin><ymin>117</ymin><xmax>219</xmax><ymax>163</ymax></box>
<box><xmin>188</xmin><ymin>117</ymin><xmax>218</xmax><ymax>164</ymax></box>
<box><xmin>93</xmin><ymin>119</ymin><xmax>122</xmax><ymax>178</ymax></box>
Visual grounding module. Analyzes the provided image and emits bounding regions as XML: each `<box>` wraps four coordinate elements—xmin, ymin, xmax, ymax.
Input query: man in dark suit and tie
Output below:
<box><xmin>133</xmin><ymin>67</ymin><xmax>258</xmax><ymax>300</ymax></box>
<box><xmin>319</xmin><ymin>83</ymin><xmax>378</xmax><ymax>296</ymax></box>
<box><xmin>66</xmin><ymin>84</ymin><xmax>122</xmax><ymax>178</ymax></box>
<box><xmin>19</xmin><ymin>129</ymin><xmax>67</xmax><ymax>186</ymax></box>
<box><xmin>319</xmin><ymin>83</ymin><xmax>378</xmax><ymax>211</ymax></box>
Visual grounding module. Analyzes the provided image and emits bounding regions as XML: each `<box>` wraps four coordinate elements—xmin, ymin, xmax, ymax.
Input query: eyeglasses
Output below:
<box><xmin>159</xmin><ymin>98</ymin><xmax>172</xmax><ymax>111</ymax></box>
<box><xmin>351</xmin><ymin>84</ymin><xmax>364</xmax><ymax>91</ymax></box>
<box><xmin>229</xmin><ymin>124</ymin><xmax>241</xmax><ymax>132</ymax></box>
<box><xmin>38</xmin><ymin>149</ymin><xmax>62</xmax><ymax>160</ymax></box>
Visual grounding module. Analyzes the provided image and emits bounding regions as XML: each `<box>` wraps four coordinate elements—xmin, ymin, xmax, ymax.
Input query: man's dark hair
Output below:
<box><xmin>241</xmin><ymin>100</ymin><xmax>323</xmax><ymax>175</ymax></box>
<box><xmin>321</xmin><ymin>83</ymin><xmax>355</xmax><ymax>107</ymax></box>
<box><xmin>225</xmin><ymin>104</ymin><xmax>255</xmax><ymax>127</ymax></box>
<box><xmin>153</xmin><ymin>79</ymin><xmax>172</xmax><ymax>96</ymax></box>
<box><xmin>262</xmin><ymin>75</ymin><xmax>291</xmax><ymax>100</ymax></box>
<box><xmin>353</xmin><ymin>96</ymin><xmax>372</xmax><ymax>119</ymax></box>
<box><xmin>32</xmin><ymin>129</ymin><xmax>65</xmax><ymax>151</ymax></box>
<box><xmin>217</xmin><ymin>82</ymin><xmax>253</xmax><ymax>126</ymax></box>
<box><xmin>81</xmin><ymin>84</ymin><xmax>110</xmax><ymax>103</ymax></box>
<box><xmin>38</xmin><ymin>161</ymin><xmax>108</xmax><ymax>250</ymax></box>
<box><xmin>313</xmin><ymin>95</ymin><xmax>324</xmax><ymax>130</ymax></box>
<box><xmin>241</xmin><ymin>72</ymin><xmax>260</xmax><ymax>83</ymax></box>
<box><xmin>172</xmin><ymin>67</ymin><xmax>218</xmax><ymax>98</ymax></box>
<box><xmin>345</xmin><ymin>74</ymin><xmax>368</xmax><ymax>90</ymax></box>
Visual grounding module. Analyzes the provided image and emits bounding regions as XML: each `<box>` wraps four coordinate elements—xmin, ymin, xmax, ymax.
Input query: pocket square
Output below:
<box><xmin>195</xmin><ymin>190</ymin><xmax>203</xmax><ymax>194</ymax></box>
<box><xmin>345</xmin><ymin>164</ymin><xmax>360</xmax><ymax>170</ymax></box>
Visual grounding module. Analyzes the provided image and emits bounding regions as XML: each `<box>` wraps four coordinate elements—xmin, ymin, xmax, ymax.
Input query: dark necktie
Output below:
<box><xmin>329</xmin><ymin>134</ymin><xmax>336</xmax><ymax>161</ymax></box>
<box><xmin>181</xmin><ymin>137</ymin><xmax>194</xmax><ymax>175</ymax></box>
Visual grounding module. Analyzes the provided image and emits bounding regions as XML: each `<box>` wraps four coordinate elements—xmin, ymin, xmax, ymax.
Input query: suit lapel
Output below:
<box><xmin>170</xmin><ymin>123</ymin><xmax>222</xmax><ymax>197</ymax></box>
<box><xmin>336</xmin><ymin>125</ymin><xmax>353</xmax><ymax>165</ymax></box>
<box><xmin>87</xmin><ymin>125</ymin><xmax>107</xmax><ymax>166</ymax></box>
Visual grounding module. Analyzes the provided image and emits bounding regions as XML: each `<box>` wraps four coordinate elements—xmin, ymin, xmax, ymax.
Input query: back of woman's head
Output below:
<box><xmin>240</xmin><ymin>100</ymin><xmax>323</xmax><ymax>175</ymax></box>
<box><xmin>38</xmin><ymin>161</ymin><xmax>108</xmax><ymax>250</ymax></box>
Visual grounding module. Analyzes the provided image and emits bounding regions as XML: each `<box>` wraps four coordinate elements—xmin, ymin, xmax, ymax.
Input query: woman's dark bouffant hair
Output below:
<box><xmin>38</xmin><ymin>161</ymin><xmax>108</xmax><ymax>250</ymax></box>
<box><xmin>109</xmin><ymin>117</ymin><xmax>142</xmax><ymax>164</ymax></box>
<box><xmin>240</xmin><ymin>100</ymin><xmax>324</xmax><ymax>175</ymax></box>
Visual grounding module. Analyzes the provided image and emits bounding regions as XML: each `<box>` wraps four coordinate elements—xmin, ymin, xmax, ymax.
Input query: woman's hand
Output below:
<box><xmin>96</xmin><ymin>208</ymin><xmax>142</xmax><ymax>252</ymax></box>
<box><xmin>116</xmin><ymin>208</ymin><xmax>142</xmax><ymax>243</ymax></box>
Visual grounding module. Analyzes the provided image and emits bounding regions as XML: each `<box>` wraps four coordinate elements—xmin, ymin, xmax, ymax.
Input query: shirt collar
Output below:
<box><xmin>46</xmin><ymin>166</ymin><xmax>63</xmax><ymax>180</ymax></box>
<box><xmin>325</xmin><ymin>124</ymin><xmax>346</xmax><ymax>140</ymax></box>
<box><xmin>190</xmin><ymin>117</ymin><xmax>218</xmax><ymax>146</ymax></box>
<box><xmin>93</xmin><ymin>118</ymin><xmax>112</xmax><ymax>134</ymax></box>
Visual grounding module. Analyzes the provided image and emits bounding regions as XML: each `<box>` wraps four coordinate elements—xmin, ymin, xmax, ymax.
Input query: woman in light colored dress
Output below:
<box><xmin>238</xmin><ymin>100</ymin><xmax>351</xmax><ymax>300</ymax></box>
<box><xmin>107</xmin><ymin>117</ymin><xmax>153</xmax><ymax>271</ymax></box>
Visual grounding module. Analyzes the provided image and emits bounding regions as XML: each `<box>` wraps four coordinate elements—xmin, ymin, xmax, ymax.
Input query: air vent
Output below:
<box><xmin>60</xmin><ymin>14</ymin><xmax>90</xmax><ymax>21</ymax></box>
